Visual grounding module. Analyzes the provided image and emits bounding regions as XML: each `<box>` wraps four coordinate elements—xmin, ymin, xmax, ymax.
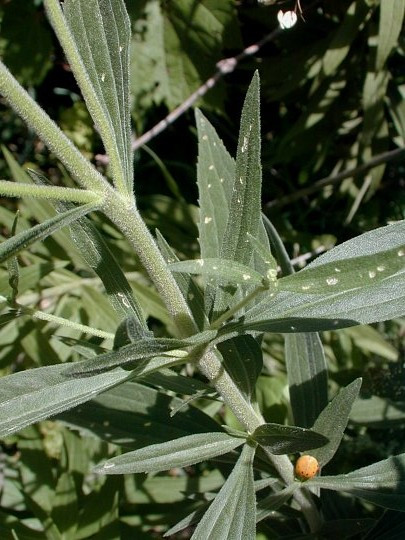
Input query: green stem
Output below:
<box><xmin>44</xmin><ymin>0</ymin><xmax>131</xmax><ymax>199</ymax></box>
<box><xmin>17</xmin><ymin>305</ymin><xmax>114</xmax><ymax>340</ymax></box>
<box><xmin>0</xmin><ymin>61</ymin><xmax>107</xmax><ymax>193</ymax></box>
<box><xmin>0</xmin><ymin>180</ymin><xmax>100</xmax><ymax>205</ymax></box>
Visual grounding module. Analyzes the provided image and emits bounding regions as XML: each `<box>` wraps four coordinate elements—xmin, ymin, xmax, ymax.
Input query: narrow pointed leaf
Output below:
<box><xmin>94</xmin><ymin>432</ymin><xmax>244</xmax><ymax>475</ymax></box>
<box><xmin>196</xmin><ymin>109</ymin><xmax>235</xmax><ymax>260</ymax></box>
<box><xmin>0</xmin><ymin>202</ymin><xmax>100</xmax><ymax>264</ymax></box>
<box><xmin>220</xmin><ymin>71</ymin><xmax>262</xmax><ymax>267</ymax></box>
<box><xmin>279</xmin><ymin>243</ymin><xmax>405</xmax><ymax>295</ymax></box>
<box><xmin>307</xmin><ymin>453</ymin><xmax>405</xmax><ymax>511</ymax></box>
<box><xmin>218</xmin><ymin>335</ymin><xmax>263</xmax><ymax>401</ymax></box>
<box><xmin>252</xmin><ymin>423</ymin><xmax>328</xmax><ymax>455</ymax></box>
<box><xmin>310</xmin><ymin>378</ymin><xmax>362</xmax><ymax>467</ymax></box>
<box><xmin>65</xmin><ymin>330</ymin><xmax>216</xmax><ymax>376</ymax></box>
<box><xmin>226</xmin><ymin>222</ymin><xmax>405</xmax><ymax>332</ymax></box>
<box><xmin>68</xmin><ymin>214</ymin><xmax>146</xmax><ymax>324</ymax></box>
<box><xmin>350</xmin><ymin>396</ymin><xmax>405</xmax><ymax>426</ymax></box>
<box><xmin>170</xmin><ymin>258</ymin><xmax>265</xmax><ymax>287</ymax></box>
<box><xmin>191</xmin><ymin>443</ymin><xmax>256</xmax><ymax>540</ymax></box>
<box><xmin>58</xmin><ymin>381</ymin><xmax>221</xmax><ymax>449</ymax></box>
<box><xmin>376</xmin><ymin>0</ymin><xmax>405</xmax><ymax>70</ymax></box>
<box><xmin>0</xmin><ymin>364</ymin><xmax>130</xmax><ymax>438</ymax></box>
<box><xmin>64</xmin><ymin>0</ymin><xmax>133</xmax><ymax>191</ymax></box>
<box><xmin>285</xmin><ymin>333</ymin><xmax>328</xmax><ymax>428</ymax></box>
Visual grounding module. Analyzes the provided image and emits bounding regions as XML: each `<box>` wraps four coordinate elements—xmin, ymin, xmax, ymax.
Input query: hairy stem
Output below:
<box><xmin>103</xmin><ymin>190</ymin><xmax>322</xmax><ymax>531</ymax></box>
<box><xmin>0</xmin><ymin>180</ymin><xmax>100</xmax><ymax>205</ymax></box>
<box><xmin>17</xmin><ymin>305</ymin><xmax>114</xmax><ymax>340</ymax></box>
<box><xmin>44</xmin><ymin>0</ymin><xmax>131</xmax><ymax>199</ymax></box>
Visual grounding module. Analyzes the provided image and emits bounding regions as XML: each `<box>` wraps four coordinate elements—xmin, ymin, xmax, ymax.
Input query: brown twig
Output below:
<box><xmin>129</xmin><ymin>27</ymin><xmax>282</xmax><ymax>153</ymax></box>
<box><xmin>266</xmin><ymin>147</ymin><xmax>405</xmax><ymax>209</ymax></box>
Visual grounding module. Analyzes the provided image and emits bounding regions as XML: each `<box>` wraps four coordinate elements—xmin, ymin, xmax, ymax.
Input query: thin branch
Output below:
<box><xmin>266</xmin><ymin>147</ymin><xmax>405</xmax><ymax>209</ymax></box>
<box><xmin>131</xmin><ymin>28</ymin><xmax>281</xmax><ymax>151</ymax></box>
<box><xmin>0</xmin><ymin>180</ymin><xmax>100</xmax><ymax>205</ymax></box>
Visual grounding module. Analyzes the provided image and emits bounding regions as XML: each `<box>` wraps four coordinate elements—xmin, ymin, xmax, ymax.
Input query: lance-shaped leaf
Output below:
<box><xmin>220</xmin><ymin>72</ymin><xmax>262</xmax><ymax>267</ymax></box>
<box><xmin>310</xmin><ymin>378</ymin><xmax>362</xmax><ymax>467</ymax></box>
<box><xmin>0</xmin><ymin>202</ymin><xmax>100</xmax><ymax>264</ymax></box>
<box><xmin>67</xmin><ymin>213</ymin><xmax>146</xmax><ymax>325</ymax></box>
<box><xmin>63</xmin><ymin>0</ymin><xmax>133</xmax><ymax>192</ymax></box>
<box><xmin>224</xmin><ymin>222</ymin><xmax>405</xmax><ymax>333</ymax></box>
<box><xmin>94</xmin><ymin>432</ymin><xmax>244</xmax><ymax>475</ymax></box>
<box><xmin>191</xmin><ymin>443</ymin><xmax>256</xmax><ymax>540</ymax></box>
<box><xmin>376</xmin><ymin>0</ymin><xmax>405</xmax><ymax>70</ymax></box>
<box><xmin>170</xmin><ymin>258</ymin><xmax>265</xmax><ymax>287</ymax></box>
<box><xmin>196</xmin><ymin>109</ymin><xmax>235</xmax><ymax>261</ymax></box>
<box><xmin>0</xmin><ymin>364</ymin><xmax>130</xmax><ymax>438</ymax></box>
<box><xmin>59</xmin><ymin>381</ymin><xmax>221</xmax><ymax>450</ymax></box>
<box><xmin>251</xmin><ymin>423</ymin><xmax>328</xmax><ymax>455</ymax></box>
<box><xmin>218</xmin><ymin>335</ymin><xmax>263</xmax><ymax>401</ymax></box>
<box><xmin>285</xmin><ymin>333</ymin><xmax>328</xmax><ymax>429</ymax></box>
<box><xmin>278</xmin><ymin>244</ymin><xmax>405</xmax><ymax>295</ymax></box>
<box><xmin>350</xmin><ymin>396</ymin><xmax>405</xmax><ymax>427</ymax></box>
<box><xmin>307</xmin><ymin>453</ymin><xmax>405</xmax><ymax>511</ymax></box>
<box><xmin>65</xmin><ymin>330</ymin><xmax>216</xmax><ymax>376</ymax></box>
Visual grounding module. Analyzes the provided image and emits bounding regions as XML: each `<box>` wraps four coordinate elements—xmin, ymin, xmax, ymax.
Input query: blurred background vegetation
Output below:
<box><xmin>0</xmin><ymin>0</ymin><xmax>404</xmax><ymax>537</ymax></box>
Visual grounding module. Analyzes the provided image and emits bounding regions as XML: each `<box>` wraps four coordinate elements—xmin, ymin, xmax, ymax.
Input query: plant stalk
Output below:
<box><xmin>103</xmin><ymin>190</ymin><xmax>322</xmax><ymax>530</ymax></box>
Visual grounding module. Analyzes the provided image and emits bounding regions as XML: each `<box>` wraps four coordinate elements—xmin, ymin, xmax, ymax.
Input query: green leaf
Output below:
<box><xmin>376</xmin><ymin>0</ymin><xmax>405</xmax><ymax>70</ymax></box>
<box><xmin>0</xmin><ymin>202</ymin><xmax>100</xmax><ymax>264</ymax></box>
<box><xmin>51</xmin><ymin>472</ymin><xmax>78</xmax><ymax>537</ymax></box>
<box><xmin>278</xmin><ymin>244</ymin><xmax>404</xmax><ymax>295</ymax></box>
<box><xmin>228</xmin><ymin>222</ymin><xmax>405</xmax><ymax>332</ymax></box>
<box><xmin>350</xmin><ymin>396</ymin><xmax>405</xmax><ymax>427</ymax></box>
<box><xmin>65</xmin><ymin>330</ymin><xmax>216</xmax><ymax>376</ymax></box>
<box><xmin>68</xmin><ymin>213</ymin><xmax>146</xmax><ymax>324</ymax></box>
<box><xmin>0</xmin><ymin>0</ymin><xmax>53</xmax><ymax>86</ymax></box>
<box><xmin>129</xmin><ymin>1</ymin><xmax>241</xmax><ymax>114</ymax></box>
<box><xmin>220</xmin><ymin>72</ymin><xmax>262</xmax><ymax>268</ymax></box>
<box><xmin>317</xmin><ymin>0</ymin><xmax>372</xmax><ymax>80</ymax></box>
<box><xmin>58</xmin><ymin>381</ymin><xmax>221</xmax><ymax>449</ymax></box>
<box><xmin>94</xmin><ymin>432</ymin><xmax>244</xmax><ymax>475</ymax></box>
<box><xmin>196</xmin><ymin>109</ymin><xmax>235</xmax><ymax>261</ymax></box>
<box><xmin>307</xmin><ymin>453</ymin><xmax>405</xmax><ymax>511</ymax></box>
<box><xmin>285</xmin><ymin>333</ymin><xmax>328</xmax><ymax>429</ymax></box>
<box><xmin>218</xmin><ymin>335</ymin><xmax>263</xmax><ymax>401</ymax></box>
<box><xmin>0</xmin><ymin>364</ymin><xmax>130</xmax><ymax>438</ymax></box>
<box><xmin>191</xmin><ymin>443</ymin><xmax>256</xmax><ymax>540</ymax></box>
<box><xmin>252</xmin><ymin>423</ymin><xmax>328</xmax><ymax>455</ymax></box>
<box><xmin>64</xmin><ymin>0</ymin><xmax>133</xmax><ymax>192</ymax></box>
<box><xmin>262</xmin><ymin>214</ymin><xmax>294</xmax><ymax>276</ymax></box>
<box><xmin>310</xmin><ymin>378</ymin><xmax>362</xmax><ymax>467</ymax></box>
<box><xmin>170</xmin><ymin>258</ymin><xmax>265</xmax><ymax>287</ymax></box>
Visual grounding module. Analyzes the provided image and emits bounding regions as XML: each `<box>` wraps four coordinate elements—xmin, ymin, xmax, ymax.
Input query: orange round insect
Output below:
<box><xmin>294</xmin><ymin>455</ymin><xmax>319</xmax><ymax>480</ymax></box>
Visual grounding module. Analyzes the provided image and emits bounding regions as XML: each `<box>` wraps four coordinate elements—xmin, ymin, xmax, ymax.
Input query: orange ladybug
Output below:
<box><xmin>295</xmin><ymin>455</ymin><xmax>319</xmax><ymax>480</ymax></box>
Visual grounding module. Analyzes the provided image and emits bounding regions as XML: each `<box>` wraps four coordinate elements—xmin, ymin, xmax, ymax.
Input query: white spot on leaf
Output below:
<box><xmin>204</xmin><ymin>217</ymin><xmax>212</xmax><ymax>224</ymax></box>
<box><xmin>326</xmin><ymin>277</ymin><xmax>339</xmax><ymax>286</ymax></box>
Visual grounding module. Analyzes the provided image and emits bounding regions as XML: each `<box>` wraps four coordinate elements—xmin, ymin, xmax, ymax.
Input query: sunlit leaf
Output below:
<box><xmin>191</xmin><ymin>443</ymin><xmax>256</xmax><ymax>540</ymax></box>
<box><xmin>310</xmin><ymin>378</ymin><xmax>362</xmax><ymax>467</ymax></box>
